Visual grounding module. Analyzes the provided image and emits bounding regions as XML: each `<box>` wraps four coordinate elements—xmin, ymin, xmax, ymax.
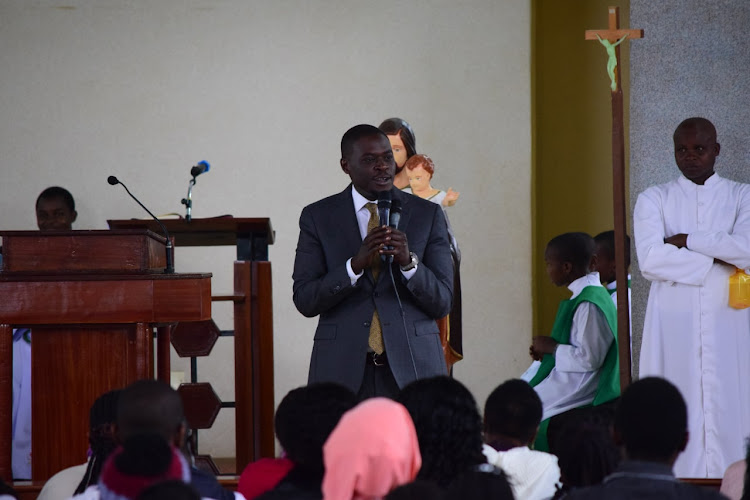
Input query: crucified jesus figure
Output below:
<box><xmin>596</xmin><ymin>34</ymin><xmax>628</xmax><ymax>91</ymax></box>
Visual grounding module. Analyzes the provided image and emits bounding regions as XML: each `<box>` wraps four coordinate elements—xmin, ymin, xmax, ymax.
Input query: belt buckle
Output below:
<box><xmin>371</xmin><ymin>352</ymin><xmax>385</xmax><ymax>367</ymax></box>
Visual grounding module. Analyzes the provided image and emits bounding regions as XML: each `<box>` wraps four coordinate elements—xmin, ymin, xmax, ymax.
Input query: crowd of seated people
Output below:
<box><xmin>8</xmin><ymin>374</ymin><xmax>747</xmax><ymax>500</ymax></box>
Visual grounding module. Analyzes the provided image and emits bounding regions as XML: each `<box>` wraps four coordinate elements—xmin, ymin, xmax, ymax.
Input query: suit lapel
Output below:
<box><xmin>393</xmin><ymin>188</ymin><xmax>412</xmax><ymax>234</ymax></box>
<box><xmin>338</xmin><ymin>185</ymin><xmax>363</xmax><ymax>259</ymax></box>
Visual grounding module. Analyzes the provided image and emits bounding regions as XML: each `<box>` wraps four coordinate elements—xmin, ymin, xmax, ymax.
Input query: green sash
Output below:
<box><xmin>530</xmin><ymin>285</ymin><xmax>620</xmax><ymax>451</ymax></box>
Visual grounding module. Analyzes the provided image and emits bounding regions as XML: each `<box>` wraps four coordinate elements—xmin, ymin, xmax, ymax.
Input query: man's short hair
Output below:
<box><xmin>483</xmin><ymin>379</ymin><xmax>542</xmax><ymax>444</ymax></box>
<box><xmin>36</xmin><ymin>186</ymin><xmax>75</xmax><ymax>211</ymax></box>
<box><xmin>615</xmin><ymin>377</ymin><xmax>687</xmax><ymax>461</ymax></box>
<box><xmin>340</xmin><ymin>124</ymin><xmax>388</xmax><ymax>158</ymax></box>
<box><xmin>547</xmin><ymin>232</ymin><xmax>595</xmax><ymax>270</ymax></box>
<box><xmin>117</xmin><ymin>380</ymin><xmax>185</xmax><ymax>442</ymax></box>
<box><xmin>274</xmin><ymin>382</ymin><xmax>357</xmax><ymax>474</ymax></box>
<box><xmin>594</xmin><ymin>230</ymin><xmax>631</xmax><ymax>268</ymax></box>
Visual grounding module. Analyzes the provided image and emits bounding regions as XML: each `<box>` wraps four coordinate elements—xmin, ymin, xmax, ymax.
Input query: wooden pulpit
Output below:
<box><xmin>106</xmin><ymin>217</ymin><xmax>275</xmax><ymax>472</ymax></box>
<box><xmin>0</xmin><ymin>230</ymin><xmax>212</xmax><ymax>481</ymax></box>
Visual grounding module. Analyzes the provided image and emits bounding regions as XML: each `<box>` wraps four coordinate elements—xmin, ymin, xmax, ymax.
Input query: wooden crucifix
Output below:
<box><xmin>585</xmin><ymin>7</ymin><xmax>643</xmax><ymax>392</ymax></box>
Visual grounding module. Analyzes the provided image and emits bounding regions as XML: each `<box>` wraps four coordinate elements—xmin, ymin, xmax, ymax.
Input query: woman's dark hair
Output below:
<box><xmin>551</xmin><ymin>411</ymin><xmax>619</xmax><ymax>496</ymax></box>
<box><xmin>396</xmin><ymin>376</ymin><xmax>485</xmax><ymax>488</ymax></box>
<box><xmin>445</xmin><ymin>465</ymin><xmax>514</xmax><ymax>500</ymax></box>
<box><xmin>74</xmin><ymin>389</ymin><xmax>121</xmax><ymax>495</ymax></box>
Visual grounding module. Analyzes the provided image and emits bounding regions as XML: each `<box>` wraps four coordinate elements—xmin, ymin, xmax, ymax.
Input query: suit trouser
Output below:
<box><xmin>356</xmin><ymin>354</ymin><xmax>400</xmax><ymax>400</ymax></box>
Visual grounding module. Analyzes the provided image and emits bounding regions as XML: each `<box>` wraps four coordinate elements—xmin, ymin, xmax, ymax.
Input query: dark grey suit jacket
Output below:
<box><xmin>292</xmin><ymin>186</ymin><xmax>453</xmax><ymax>392</ymax></box>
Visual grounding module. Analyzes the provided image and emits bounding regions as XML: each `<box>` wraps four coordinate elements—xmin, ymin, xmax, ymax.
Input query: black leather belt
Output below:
<box><xmin>366</xmin><ymin>351</ymin><xmax>388</xmax><ymax>367</ymax></box>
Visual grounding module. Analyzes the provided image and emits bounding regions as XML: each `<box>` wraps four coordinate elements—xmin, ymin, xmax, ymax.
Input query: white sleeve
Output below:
<box><xmin>634</xmin><ymin>189</ymin><xmax>714</xmax><ymax>285</ymax></box>
<box><xmin>687</xmin><ymin>185</ymin><xmax>750</xmax><ymax>269</ymax></box>
<box><xmin>554</xmin><ymin>302</ymin><xmax>613</xmax><ymax>373</ymax></box>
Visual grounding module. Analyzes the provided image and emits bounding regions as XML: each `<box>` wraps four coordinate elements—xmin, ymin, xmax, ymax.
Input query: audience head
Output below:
<box><xmin>551</xmin><ymin>411</ymin><xmax>619</xmax><ymax>492</ymax></box>
<box><xmin>545</xmin><ymin>232</ymin><xmax>596</xmax><ymax>286</ymax></box>
<box><xmin>323</xmin><ymin>398</ymin><xmax>421</xmax><ymax>500</ymax></box>
<box><xmin>35</xmin><ymin>186</ymin><xmax>77</xmax><ymax>231</ymax></box>
<box><xmin>445</xmin><ymin>465</ymin><xmax>514</xmax><ymax>500</ymax></box>
<box><xmin>615</xmin><ymin>377</ymin><xmax>688</xmax><ymax>464</ymax></box>
<box><xmin>98</xmin><ymin>433</ymin><xmax>191</xmax><ymax>500</ymax></box>
<box><xmin>484</xmin><ymin>378</ymin><xmax>542</xmax><ymax>447</ymax></box>
<box><xmin>378</xmin><ymin>117</ymin><xmax>417</xmax><ymax>170</ymax></box>
<box><xmin>74</xmin><ymin>389</ymin><xmax>122</xmax><ymax>495</ymax></box>
<box><xmin>396</xmin><ymin>376</ymin><xmax>485</xmax><ymax>488</ymax></box>
<box><xmin>673</xmin><ymin>117</ymin><xmax>719</xmax><ymax>186</ymax></box>
<box><xmin>385</xmin><ymin>480</ymin><xmax>445</xmax><ymax>500</ymax></box>
<box><xmin>593</xmin><ymin>230</ymin><xmax>631</xmax><ymax>284</ymax></box>
<box><xmin>274</xmin><ymin>382</ymin><xmax>357</xmax><ymax>476</ymax></box>
<box><xmin>117</xmin><ymin>380</ymin><xmax>186</xmax><ymax>447</ymax></box>
<box><xmin>136</xmin><ymin>480</ymin><xmax>200</xmax><ymax>500</ymax></box>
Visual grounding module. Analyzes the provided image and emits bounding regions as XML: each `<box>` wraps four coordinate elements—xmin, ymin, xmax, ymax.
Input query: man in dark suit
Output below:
<box><xmin>293</xmin><ymin>124</ymin><xmax>454</xmax><ymax>399</ymax></box>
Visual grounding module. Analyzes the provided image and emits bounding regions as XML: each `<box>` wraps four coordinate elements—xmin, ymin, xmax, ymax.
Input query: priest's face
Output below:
<box><xmin>674</xmin><ymin>123</ymin><xmax>720</xmax><ymax>185</ymax></box>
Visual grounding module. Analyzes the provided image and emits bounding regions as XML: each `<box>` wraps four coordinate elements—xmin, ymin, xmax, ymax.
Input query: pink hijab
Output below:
<box><xmin>322</xmin><ymin>398</ymin><xmax>421</xmax><ymax>500</ymax></box>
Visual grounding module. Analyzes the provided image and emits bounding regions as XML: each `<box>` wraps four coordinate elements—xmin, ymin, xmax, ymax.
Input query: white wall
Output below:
<box><xmin>0</xmin><ymin>0</ymin><xmax>531</xmax><ymax>457</ymax></box>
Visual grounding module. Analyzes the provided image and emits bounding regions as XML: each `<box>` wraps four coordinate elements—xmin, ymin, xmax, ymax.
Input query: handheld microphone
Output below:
<box><xmin>108</xmin><ymin>175</ymin><xmax>175</xmax><ymax>274</ymax></box>
<box><xmin>190</xmin><ymin>161</ymin><xmax>210</xmax><ymax>178</ymax></box>
<box><xmin>377</xmin><ymin>191</ymin><xmax>392</xmax><ymax>227</ymax></box>
<box><xmin>387</xmin><ymin>199</ymin><xmax>402</xmax><ymax>264</ymax></box>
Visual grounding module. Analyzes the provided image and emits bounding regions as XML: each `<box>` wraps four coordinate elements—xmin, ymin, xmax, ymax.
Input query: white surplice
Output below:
<box><xmin>533</xmin><ymin>272</ymin><xmax>614</xmax><ymax>421</ymax></box>
<box><xmin>634</xmin><ymin>173</ymin><xmax>750</xmax><ymax>478</ymax></box>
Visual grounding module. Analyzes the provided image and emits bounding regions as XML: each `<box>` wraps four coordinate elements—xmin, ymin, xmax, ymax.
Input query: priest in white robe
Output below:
<box><xmin>634</xmin><ymin>117</ymin><xmax>750</xmax><ymax>478</ymax></box>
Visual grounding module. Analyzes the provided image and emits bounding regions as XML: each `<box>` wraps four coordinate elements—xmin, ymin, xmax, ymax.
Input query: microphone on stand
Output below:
<box><xmin>107</xmin><ymin>175</ymin><xmax>175</xmax><ymax>274</ymax></box>
<box><xmin>182</xmin><ymin>161</ymin><xmax>211</xmax><ymax>222</ymax></box>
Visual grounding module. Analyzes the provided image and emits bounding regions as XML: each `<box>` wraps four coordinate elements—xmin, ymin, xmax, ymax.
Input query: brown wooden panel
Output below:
<box><xmin>107</xmin><ymin>218</ymin><xmax>275</xmax><ymax>247</ymax></box>
<box><xmin>0</xmin><ymin>230</ymin><xmax>167</xmax><ymax>273</ymax></box>
<box><xmin>233</xmin><ymin>262</ymin><xmax>253</xmax><ymax>471</ymax></box>
<box><xmin>30</xmin><ymin>325</ymin><xmax>153</xmax><ymax>480</ymax></box>
<box><xmin>0</xmin><ymin>276</ymin><xmax>211</xmax><ymax>325</ymax></box>
<box><xmin>153</xmin><ymin>278</ymin><xmax>212</xmax><ymax>322</ymax></box>
<box><xmin>251</xmin><ymin>262</ymin><xmax>275</xmax><ymax>459</ymax></box>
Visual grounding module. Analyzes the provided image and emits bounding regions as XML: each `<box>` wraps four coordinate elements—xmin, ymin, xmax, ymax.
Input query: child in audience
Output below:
<box><xmin>566</xmin><ymin>377</ymin><xmax>727</xmax><ymax>499</ymax></box>
<box><xmin>482</xmin><ymin>379</ymin><xmax>560</xmax><ymax>499</ymax></box>
<box><xmin>322</xmin><ymin>398</ymin><xmax>421</xmax><ymax>500</ymax></box>
<box><xmin>527</xmin><ymin>232</ymin><xmax>620</xmax><ymax>451</ymax></box>
<box><xmin>397</xmin><ymin>376</ymin><xmax>486</xmax><ymax>489</ymax></box>
<box><xmin>550</xmin><ymin>412</ymin><xmax>620</xmax><ymax>499</ymax></box>
<box><xmin>37</xmin><ymin>390</ymin><xmax>120</xmax><ymax>500</ymax></box>
<box><xmin>249</xmin><ymin>383</ymin><xmax>358</xmax><ymax>500</ymax></box>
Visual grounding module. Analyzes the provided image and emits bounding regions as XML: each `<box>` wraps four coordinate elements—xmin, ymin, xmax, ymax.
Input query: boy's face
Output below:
<box><xmin>544</xmin><ymin>246</ymin><xmax>571</xmax><ymax>287</ymax></box>
<box><xmin>674</xmin><ymin>124</ymin><xmax>720</xmax><ymax>185</ymax></box>
<box><xmin>594</xmin><ymin>243</ymin><xmax>616</xmax><ymax>284</ymax></box>
<box><xmin>36</xmin><ymin>196</ymin><xmax>77</xmax><ymax>231</ymax></box>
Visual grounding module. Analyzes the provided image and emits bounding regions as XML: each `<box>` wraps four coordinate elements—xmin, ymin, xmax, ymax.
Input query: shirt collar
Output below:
<box><xmin>351</xmin><ymin>185</ymin><xmax>375</xmax><ymax>213</ymax></box>
<box><xmin>678</xmin><ymin>172</ymin><xmax>721</xmax><ymax>189</ymax></box>
<box><xmin>568</xmin><ymin>272</ymin><xmax>604</xmax><ymax>299</ymax></box>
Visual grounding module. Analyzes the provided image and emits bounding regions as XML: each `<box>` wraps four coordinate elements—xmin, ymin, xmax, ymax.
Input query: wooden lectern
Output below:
<box><xmin>106</xmin><ymin>217</ymin><xmax>275</xmax><ymax>472</ymax></box>
<box><xmin>0</xmin><ymin>230</ymin><xmax>212</xmax><ymax>481</ymax></box>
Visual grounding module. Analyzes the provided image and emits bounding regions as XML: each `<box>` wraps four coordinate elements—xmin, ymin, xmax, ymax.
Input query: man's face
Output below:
<box><xmin>674</xmin><ymin>124</ymin><xmax>720</xmax><ymax>185</ymax></box>
<box><xmin>36</xmin><ymin>196</ymin><xmax>77</xmax><ymax>231</ymax></box>
<box><xmin>341</xmin><ymin>134</ymin><xmax>396</xmax><ymax>200</ymax></box>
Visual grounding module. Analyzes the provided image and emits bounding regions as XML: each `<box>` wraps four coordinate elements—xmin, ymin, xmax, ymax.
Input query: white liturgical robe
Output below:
<box><xmin>635</xmin><ymin>173</ymin><xmax>750</xmax><ymax>478</ymax></box>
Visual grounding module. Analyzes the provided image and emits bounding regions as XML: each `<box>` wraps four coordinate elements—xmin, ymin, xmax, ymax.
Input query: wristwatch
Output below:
<box><xmin>400</xmin><ymin>252</ymin><xmax>418</xmax><ymax>271</ymax></box>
